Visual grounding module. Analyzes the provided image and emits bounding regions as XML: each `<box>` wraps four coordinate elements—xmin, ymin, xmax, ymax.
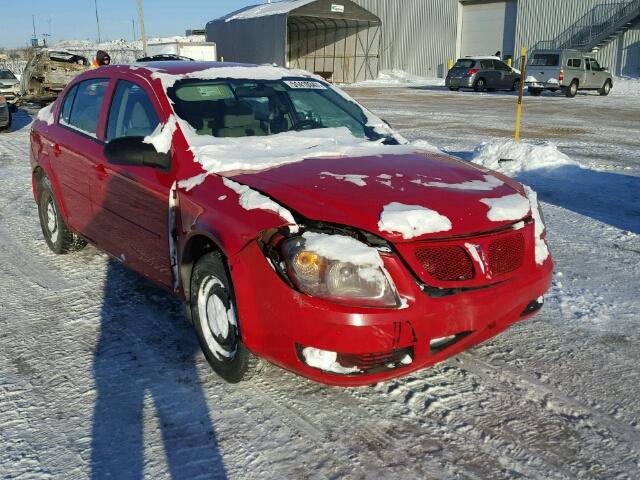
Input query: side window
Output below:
<box><xmin>590</xmin><ymin>59</ymin><xmax>601</xmax><ymax>71</ymax></box>
<box><xmin>567</xmin><ymin>59</ymin><xmax>582</xmax><ymax>68</ymax></box>
<box><xmin>495</xmin><ymin>61</ymin><xmax>511</xmax><ymax>71</ymax></box>
<box><xmin>60</xmin><ymin>85</ymin><xmax>79</xmax><ymax>124</ymax></box>
<box><xmin>480</xmin><ymin>60</ymin><xmax>494</xmax><ymax>69</ymax></box>
<box><xmin>585</xmin><ymin>59</ymin><xmax>591</xmax><ymax>71</ymax></box>
<box><xmin>106</xmin><ymin>81</ymin><xmax>160</xmax><ymax>141</ymax></box>
<box><xmin>67</xmin><ymin>79</ymin><xmax>109</xmax><ymax>136</ymax></box>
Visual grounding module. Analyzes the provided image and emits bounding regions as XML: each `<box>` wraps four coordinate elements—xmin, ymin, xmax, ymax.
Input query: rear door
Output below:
<box><xmin>92</xmin><ymin>78</ymin><xmax>175</xmax><ymax>288</ymax></box>
<box><xmin>50</xmin><ymin>78</ymin><xmax>110</xmax><ymax>234</ymax></box>
<box><xmin>480</xmin><ymin>60</ymin><xmax>499</xmax><ymax>88</ymax></box>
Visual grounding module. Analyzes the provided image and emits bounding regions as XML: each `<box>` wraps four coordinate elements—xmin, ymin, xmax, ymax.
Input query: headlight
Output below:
<box><xmin>281</xmin><ymin>232</ymin><xmax>399</xmax><ymax>308</ymax></box>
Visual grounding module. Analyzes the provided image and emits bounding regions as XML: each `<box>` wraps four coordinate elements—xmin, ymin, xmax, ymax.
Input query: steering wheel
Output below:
<box><xmin>291</xmin><ymin>119</ymin><xmax>322</xmax><ymax>131</ymax></box>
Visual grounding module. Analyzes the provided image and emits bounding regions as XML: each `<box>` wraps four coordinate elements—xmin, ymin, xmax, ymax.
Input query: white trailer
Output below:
<box><xmin>146</xmin><ymin>41</ymin><xmax>217</xmax><ymax>61</ymax></box>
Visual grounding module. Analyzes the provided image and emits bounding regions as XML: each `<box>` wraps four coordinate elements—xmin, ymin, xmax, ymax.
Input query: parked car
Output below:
<box><xmin>446</xmin><ymin>57</ymin><xmax>521</xmax><ymax>92</ymax></box>
<box><xmin>0</xmin><ymin>68</ymin><xmax>20</xmax><ymax>104</ymax></box>
<box><xmin>525</xmin><ymin>49</ymin><xmax>613</xmax><ymax>97</ymax></box>
<box><xmin>30</xmin><ymin>62</ymin><xmax>552</xmax><ymax>386</ymax></box>
<box><xmin>0</xmin><ymin>95</ymin><xmax>11</xmax><ymax>131</ymax></box>
<box><xmin>20</xmin><ymin>49</ymin><xmax>89</xmax><ymax>102</ymax></box>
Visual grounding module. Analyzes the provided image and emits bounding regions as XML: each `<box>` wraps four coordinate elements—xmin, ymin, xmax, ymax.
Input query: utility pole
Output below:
<box><xmin>94</xmin><ymin>0</ymin><xmax>102</xmax><ymax>43</ymax></box>
<box><xmin>31</xmin><ymin>15</ymin><xmax>38</xmax><ymax>47</ymax></box>
<box><xmin>136</xmin><ymin>0</ymin><xmax>148</xmax><ymax>57</ymax></box>
<box><xmin>132</xmin><ymin>19</ymin><xmax>136</xmax><ymax>41</ymax></box>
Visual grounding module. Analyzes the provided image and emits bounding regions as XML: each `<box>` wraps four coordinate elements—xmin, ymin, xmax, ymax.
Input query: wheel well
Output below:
<box><xmin>32</xmin><ymin>166</ymin><xmax>45</xmax><ymax>198</ymax></box>
<box><xmin>571</xmin><ymin>79</ymin><xmax>579</xmax><ymax>86</ymax></box>
<box><xmin>180</xmin><ymin>235</ymin><xmax>223</xmax><ymax>303</ymax></box>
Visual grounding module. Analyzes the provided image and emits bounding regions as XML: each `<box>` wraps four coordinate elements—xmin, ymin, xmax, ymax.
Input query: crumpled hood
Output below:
<box><xmin>220</xmin><ymin>152</ymin><xmax>529</xmax><ymax>242</ymax></box>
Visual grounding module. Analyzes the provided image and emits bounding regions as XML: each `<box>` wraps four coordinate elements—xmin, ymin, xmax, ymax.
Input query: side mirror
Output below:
<box><xmin>104</xmin><ymin>136</ymin><xmax>171</xmax><ymax>171</ymax></box>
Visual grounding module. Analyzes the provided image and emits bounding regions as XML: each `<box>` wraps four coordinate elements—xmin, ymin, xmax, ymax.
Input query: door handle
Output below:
<box><xmin>95</xmin><ymin>163</ymin><xmax>108</xmax><ymax>180</ymax></box>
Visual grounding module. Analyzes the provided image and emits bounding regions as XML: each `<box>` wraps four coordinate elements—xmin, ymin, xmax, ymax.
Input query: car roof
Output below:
<box><xmin>461</xmin><ymin>56</ymin><xmax>501</xmax><ymax>60</ymax></box>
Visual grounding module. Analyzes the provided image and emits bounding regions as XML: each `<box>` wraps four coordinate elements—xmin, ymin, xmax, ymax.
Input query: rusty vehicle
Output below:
<box><xmin>20</xmin><ymin>49</ymin><xmax>89</xmax><ymax>103</ymax></box>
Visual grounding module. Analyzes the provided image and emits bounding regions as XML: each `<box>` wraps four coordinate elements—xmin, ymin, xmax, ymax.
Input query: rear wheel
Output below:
<box><xmin>37</xmin><ymin>176</ymin><xmax>87</xmax><ymax>254</ymax></box>
<box><xmin>190</xmin><ymin>251</ymin><xmax>261</xmax><ymax>383</ymax></box>
<box><xmin>528</xmin><ymin>87</ymin><xmax>542</xmax><ymax>96</ymax></box>
<box><xmin>564</xmin><ymin>80</ymin><xmax>578</xmax><ymax>98</ymax></box>
<box><xmin>599</xmin><ymin>80</ymin><xmax>612</xmax><ymax>96</ymax></box>
<box><xmin>473</xmin><ymin>78</ymin><xmax>487</xmax><ymax>92</ymax></box>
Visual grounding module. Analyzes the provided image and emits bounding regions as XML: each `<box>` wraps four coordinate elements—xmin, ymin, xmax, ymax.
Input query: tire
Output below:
<box><xmin>473</xmin><ymin>78</ymin><xmax>487</xmax><ymax>92</ymax></box>
<box><xmin>37</xmin><ymin>176</ymin><xmax>87</xmax><ymax>254</ymax></box>
<box><xmin>448</xmin><ymin>87</ymin><xmax>459</xmax><ymax>91</ymax></box>
<box><xmin>0</xmin><ymin>112</ymin><xmax>11</xmax><ymax>133</ymax></box>
<box><xmin>511</xmin><ymin>79</ymin><xmax>520</xmax><ymax>92</ymax></box>
<box><xmin>564</xmin><ymin>80</ymin><xmax>578</xmax><ymax>98</ymax></box>
<box><xmin>528</xmin><ymin>87</ymin><xmax>542</xmax><ymax>96</ymax></box>
<box><xmin>190</xmin><ymin>251</ymin><xmax>261</xmax><ymax>383</ymax></box>
<box><xmin>599</xmin><ymin>80</ymin><xmax>612</xmax><ymax>96</ymax></box>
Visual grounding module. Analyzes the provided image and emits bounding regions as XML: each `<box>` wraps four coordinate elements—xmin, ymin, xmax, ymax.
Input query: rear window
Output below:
<box><xmin>453</xmin><ymin>59</ymin><xmax>476</xmax><ymax>69</ymax></box>
<box><xmin>567</xmin><ymin>58</ymin><xmax>582</xmax><ymax>68</ymax></box>
<box><xmin>529</xmin><ymin>54</ymin><xmax>560</xmax><ymax>67</ymax></box>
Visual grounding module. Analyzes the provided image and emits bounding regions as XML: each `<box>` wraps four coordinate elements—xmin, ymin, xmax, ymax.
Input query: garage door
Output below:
<box><xmin>460</xmin><ymin>1</ymin><xmax>517</xmax><ymax>59</ymax></box>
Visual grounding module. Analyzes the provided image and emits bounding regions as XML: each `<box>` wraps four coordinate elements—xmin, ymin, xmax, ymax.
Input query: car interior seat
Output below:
<box><xmin>217</xmin><ymin>101</ymin><xmax>266</xmax><ymax>137</ymax></box>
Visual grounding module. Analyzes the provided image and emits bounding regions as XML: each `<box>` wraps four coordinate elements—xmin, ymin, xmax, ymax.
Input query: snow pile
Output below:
<box><xmin>412</xmin><ymin>174</ymin><xmax>504</xmax><ymax>191</ymax></box>
<box><xmin>524</xmin><ymin>185</ymin><xmax>550</xmax><ymax>265</ymax></box>
<box><xmin>610</xmin><ymin>76</ymin><xmax>640</xmax><ymax>97</ymax></box>
<box><xmin>301</xmin><ymin>232</ymin><xmax>382</xmax><ymax>267</ymax></box>
<box><xmin>480</xmin><ymin>193</ymin><xmax>531</xmax><ymax>222</ymax></box>
<box><xmin>349</xmin><ymin>69</ymin><xmax>444</xmax><ymax>88</ymax></box>
<box><xmin>320</xmin><ymin>172</ymin><xmax>368</xmax><ymax>187</ymax></box>
<box><xmin>143</xmin><ymin>115</ymin><xmax>177</xmax><ymax>153</ymax></box>
<box><xmin>378</xmin><ymin>202</ymin><xmax>452</xmax><ymax>239</ymax></box>
<box><xmin>471</xmin><ymin>140</ymin><xmax>578</xmax><ymax>176</ymax></box>
<box><xmin>36</xmin><ymin>104</ymin><xmax>55</xmax><ymax>126</ymax></box>
<box><xmin>222</xmin><ymin>177</ymin><xmax>297</xmax><ymax>229</ymax></box>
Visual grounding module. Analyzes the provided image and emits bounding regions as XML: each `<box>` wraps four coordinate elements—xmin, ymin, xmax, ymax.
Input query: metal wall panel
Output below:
<box><xmin>514</xmin><ymin>0</ymin><xmax>640</xmax><ymax>76</ymax></box>
<box><xmin>353</xmin><ymin>0</ymin><xmax>459</xmax><ymax>78</ymax></box>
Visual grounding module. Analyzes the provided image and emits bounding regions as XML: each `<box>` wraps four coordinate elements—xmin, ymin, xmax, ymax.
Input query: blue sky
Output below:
<box><xmin>1</xmin><ymin>0</ymin><xmax>260</xmax><ymax>48</ymax></box>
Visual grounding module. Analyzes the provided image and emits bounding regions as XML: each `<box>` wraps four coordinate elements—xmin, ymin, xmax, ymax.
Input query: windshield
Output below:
<box><xmin>0</xmin><ymin>70</ymin><xmax>16</xmax><ymax>80</ymax></box>
<box><xmin>168</xmin><ymin>78</ymin><xmax>385</xmax><ymax>141</ymax></box>
<box><xmin>528</xmin><ymin>54</ymin><xmax>560</xmax><ymax>67</ymax></box>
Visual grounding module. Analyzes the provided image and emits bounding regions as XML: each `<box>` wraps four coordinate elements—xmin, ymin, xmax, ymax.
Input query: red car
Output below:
<box><xmin>30</xmin><ymin>62</ymin><xmax>552</xmax><ymax>386</ymax></box>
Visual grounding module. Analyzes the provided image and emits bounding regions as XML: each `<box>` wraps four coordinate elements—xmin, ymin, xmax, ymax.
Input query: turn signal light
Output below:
<box><xmin>559</xmin><ymin>70</ymin><xmax>564</xmax><ymax>82</ymax></box>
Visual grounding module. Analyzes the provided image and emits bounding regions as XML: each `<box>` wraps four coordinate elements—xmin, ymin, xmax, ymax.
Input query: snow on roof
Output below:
<box><xmin>222</xmin><ymin>0</ymin><xmax>317</xmax><ymax>22</ymax></box>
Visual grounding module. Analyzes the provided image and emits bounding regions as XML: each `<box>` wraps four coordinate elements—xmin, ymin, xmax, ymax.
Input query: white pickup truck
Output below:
<box><xmin>525</xmin><ymin>49</ymin><xmax>613</xmax><ymax>98</ymax></box>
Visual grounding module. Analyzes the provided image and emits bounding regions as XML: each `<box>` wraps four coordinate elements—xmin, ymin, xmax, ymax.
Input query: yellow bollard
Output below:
<box><xmin>506</xmin><ymin>58</ymin><xmax>512</xmax><ymax>67</ymax></box>
<box><xmin>220</xmin><ymin>56</ymin><xmax>224</xmax><ymax>62</ymax></box>
<box><xmin>447</xmin><ymin>58</ymin><xmax>453</xmax><ymax>71</ymax></box>
<box><xmin>514</xmin><ymin>47</ymin><xmax>527</xmax><ymax>142</ymax></box>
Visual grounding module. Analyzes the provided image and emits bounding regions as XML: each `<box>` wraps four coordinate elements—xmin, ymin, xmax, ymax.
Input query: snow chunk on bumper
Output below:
<box><xmin>378</xmin><ymin>202</ymin><xmax>452</xmax><ymax>239</ymax></box>
<box><xmin>301</xmin><ymin>232</ymin><xmax>383</xmax><ymax>267</ymax></box>
<box><xmin>301</xmin><ymin>347</ymin><xmax>360</xmax><ymax>375</ymax></box>
<box><xmin>480</xmin><ymin>194</ymin><xmax>530</xmax><ymax>222</ymax></box>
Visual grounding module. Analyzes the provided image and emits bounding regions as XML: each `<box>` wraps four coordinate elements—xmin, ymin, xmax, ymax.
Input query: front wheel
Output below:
<box><xmin>599</xmin><ymin>80</ymin><xmax>612</xmax><ymax>96</ymax></box>
<box><xmin>190</xmin><ymin>251</ymin><xmax>261</xmax><ymax>383</ymax></box>
<box><xmin>37</xmin><ymin>176</ymin><xmax>87</xmax><ymax>254</ymax></box>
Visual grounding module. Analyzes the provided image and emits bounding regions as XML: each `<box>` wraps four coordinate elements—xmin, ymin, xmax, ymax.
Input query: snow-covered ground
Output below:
<box><xmin>0</xmin><ymin>73</ymin><xmax>639</xmax><ymax>478</ymax></box>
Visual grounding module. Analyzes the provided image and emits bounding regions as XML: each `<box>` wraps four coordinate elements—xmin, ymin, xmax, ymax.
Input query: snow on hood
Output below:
<box><xmin>378</xmin><ymin>202</ymin><xmax>452</xmax><ymax>239</ymax></box>
<box><xmin>412</xmin><ymin>174</ymin><xmax>503</xmax><ymax>191</ymax></box>
<box><xmin>480</xmin><ymin>193</ymin><xmax>531</xmax><ymax>222</ymax></box>
<box><xmin>471</xmin><ymin>140</ymin><xmax>578</xmax><ymax>176</ymax></box>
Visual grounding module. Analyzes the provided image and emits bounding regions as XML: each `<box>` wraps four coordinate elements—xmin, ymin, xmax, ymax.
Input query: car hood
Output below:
<box><xmin>221</xmin><ymin>152</ymin><xmax>528</xmax><ymax>243</ymax></box>
<box><xmin>0</xmin><ymin>79</ymin><xmax>18</xmax><ymax>87</ymax></box>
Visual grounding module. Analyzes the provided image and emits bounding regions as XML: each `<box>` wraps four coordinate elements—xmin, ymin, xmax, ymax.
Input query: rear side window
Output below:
<box><xmin>60</xmin><ymin>85</ymin><xmax>79</xmax><ymax>124</ymax></box>
<box><xmin>66</xmin><ymin>79</ymin><xmax>110</xmax><ymax>136</ymax></box>
<box><xmin>529</xmin><ymin>54</ymin><xmax>560</xmax><ymax>66</ymax></box>
<box><xmin>567</xmin><ymin>58</ymin><xmax>582</xmax><ymax>68</ymax></box>
<box><xmin>480</xmin><ymin>60</ymin><xmax>494</xmax><ymax>69</ymax></box>
<box><xmin>454</xmin><ymin>59</ymin><xmax>476</xmax><ymax>69</ymax></box>
<box><xmin>106</xmin><ymin>81</ymin><xmax>159</xmax><ymax>141</ymax></box>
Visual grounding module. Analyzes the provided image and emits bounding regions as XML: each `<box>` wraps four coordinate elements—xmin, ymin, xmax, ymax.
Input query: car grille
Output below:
<box><xmin>488</xmin><ymin>233</ymin><xmax>524</xmax><ymax>276</ymax></box>
<box><xmin>395</xmin><ymin>224</ymin><xmax>532</xmax><ymax>288</ymax></box>
<box><xmin>415</xmin><ymin>245</ymin><xmax>474</xmax><ymax>281</ymax></box>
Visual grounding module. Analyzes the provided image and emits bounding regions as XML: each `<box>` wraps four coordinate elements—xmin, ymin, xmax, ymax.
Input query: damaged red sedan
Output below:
<box><xmin>30</xmin><ymin>63</ymin><xmax>552</xmax><ymax>386</ymax></box>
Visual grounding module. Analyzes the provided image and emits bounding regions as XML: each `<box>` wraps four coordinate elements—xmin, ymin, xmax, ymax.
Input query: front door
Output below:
<box><xmin>91</xmin><ymin>79</ymin><xmax>175</xmax><ymax>288</ymax></box>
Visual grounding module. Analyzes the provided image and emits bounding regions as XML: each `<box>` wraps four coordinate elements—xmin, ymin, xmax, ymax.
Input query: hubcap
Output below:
<box><xmin>571</xmin><ymin>84</ymin><xmax>577</xmax><ymax>95</ymax></box>
<box><xmin>46</xmin><ymin>198</ymin><xmax>59</xmax><ymax>242</ymax></box>
<box><xmin>197</xmin><ymin>275</ymin><xmax>237</xmax><ymax>361</ymax></box>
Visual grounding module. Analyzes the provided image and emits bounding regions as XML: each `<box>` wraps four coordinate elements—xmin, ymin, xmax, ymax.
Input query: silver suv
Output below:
<box><xmin>446</xmin><ymin>57</ymin><xmax>521</xmax><ymax>92</ymax></box>
<box><xmin>525</xmin><ymin>49</ymin><xmax>613</xmax><ymax>97</ymax></box>
<box><xmin>0</xmin><ymin>68</ymin><xmax>20</xmax><ymax>104</ymax></box>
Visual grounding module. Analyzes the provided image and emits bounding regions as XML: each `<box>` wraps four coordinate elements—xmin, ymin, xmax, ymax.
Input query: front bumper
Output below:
<box><xmin>230</xmin><ymin>238</ymin><xmax>553</xmax><ymax>386</ymax></box>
